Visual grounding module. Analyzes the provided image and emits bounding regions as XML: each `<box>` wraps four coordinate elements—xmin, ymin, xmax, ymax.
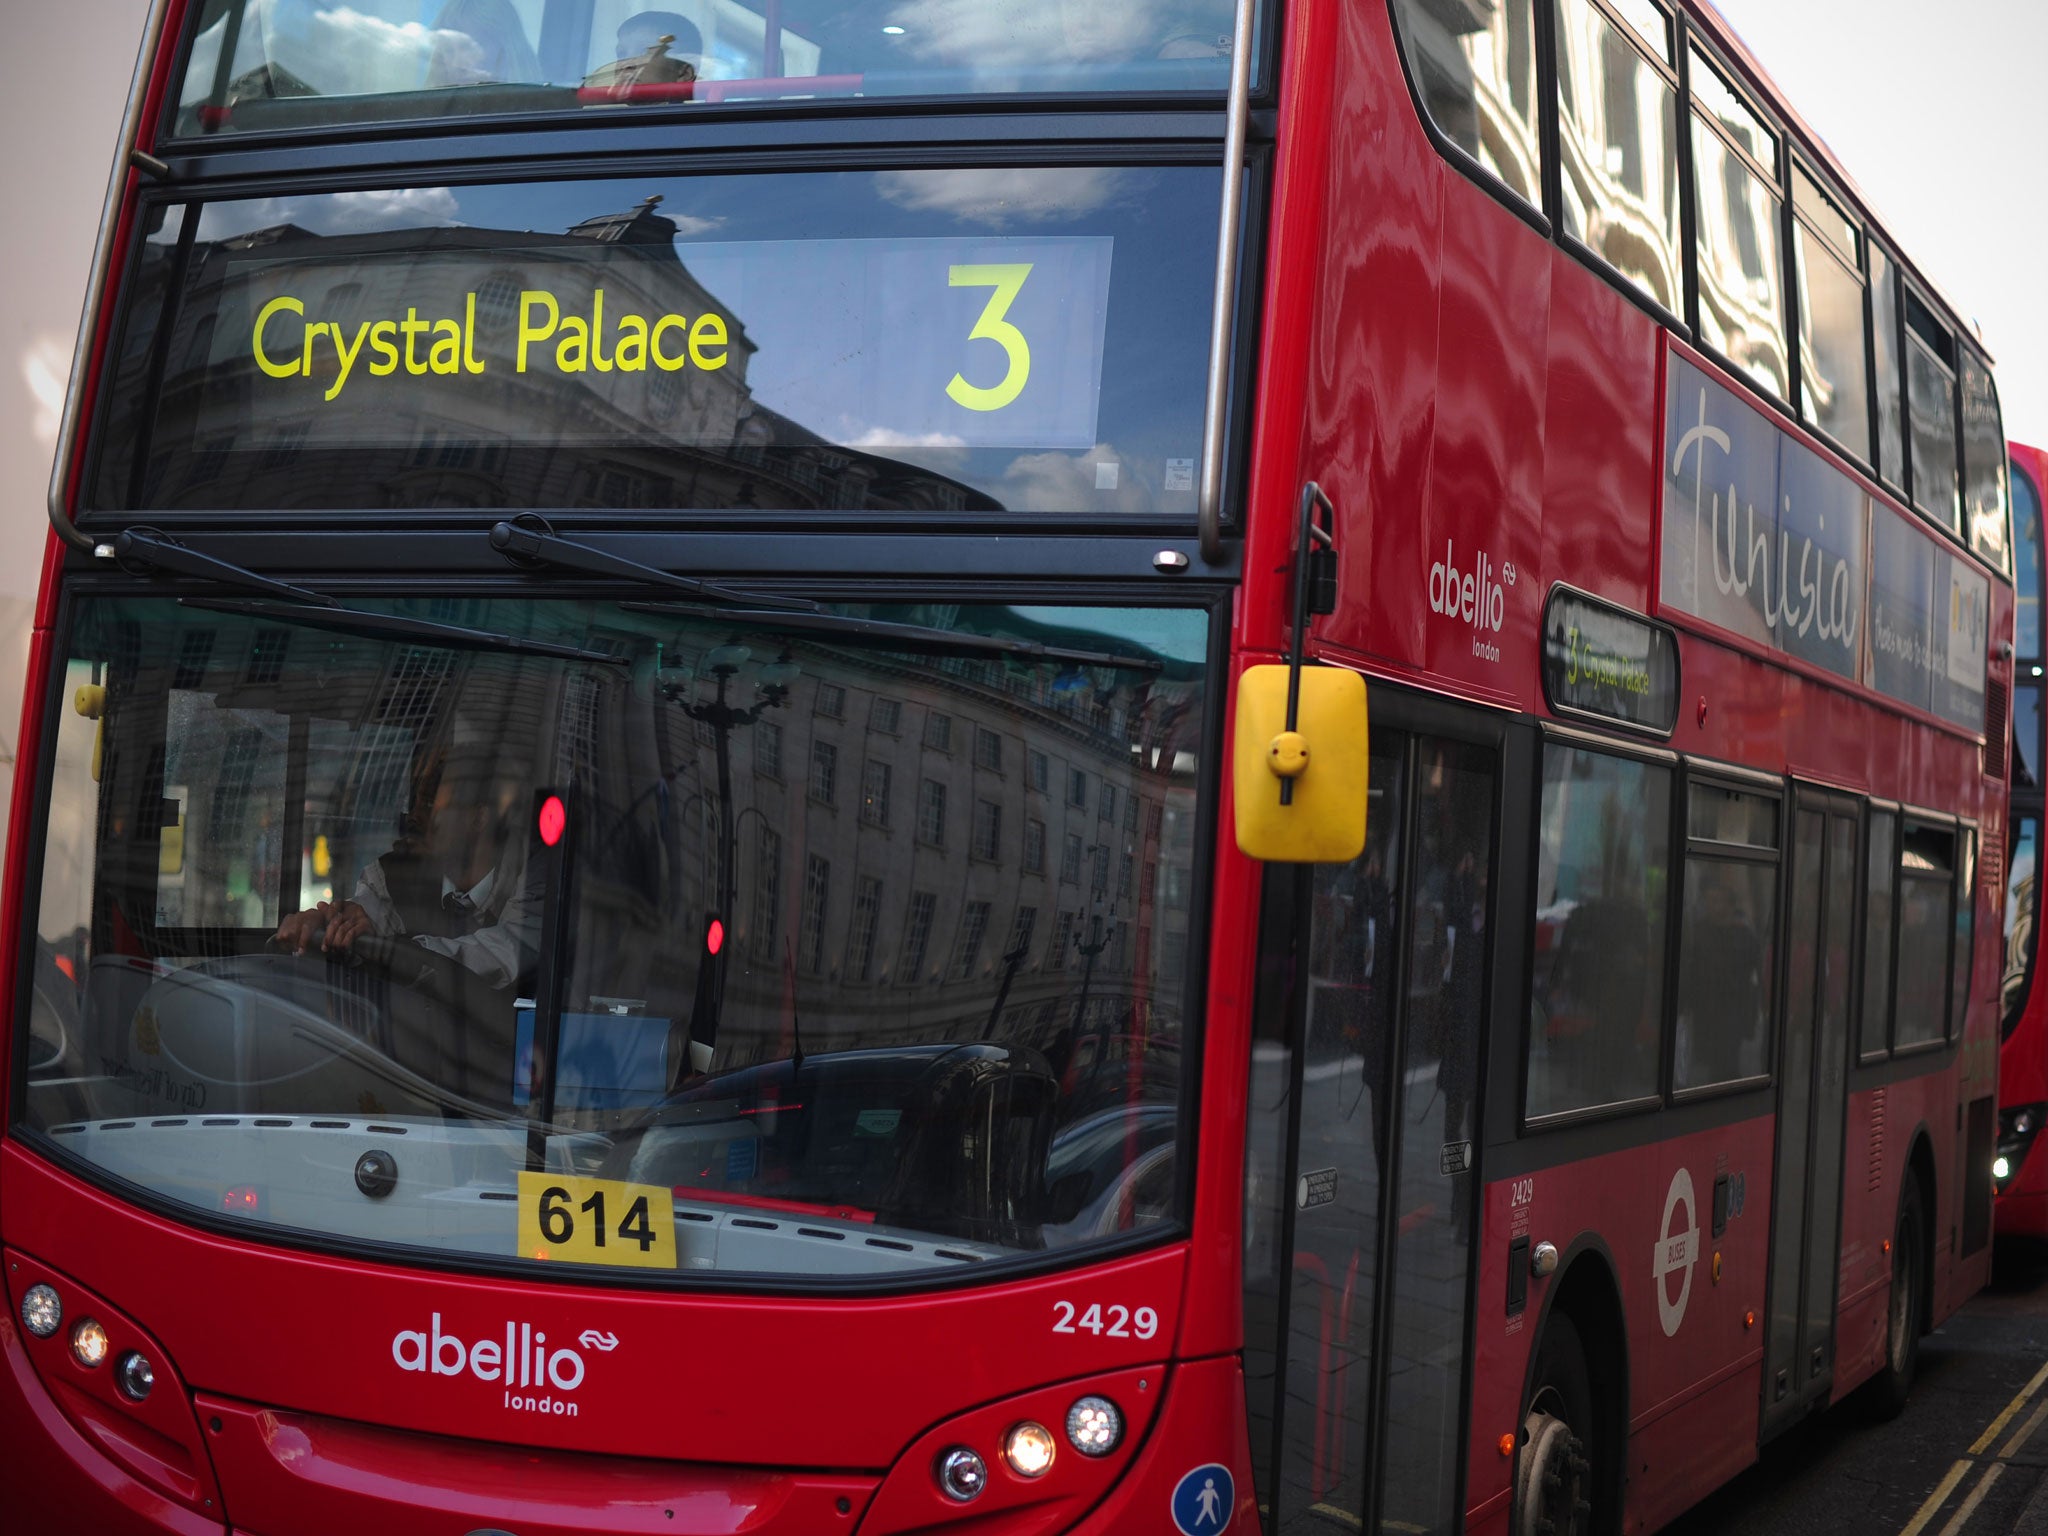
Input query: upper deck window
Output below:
<box><xmin>1791</xmin><ymin>164</ymin><xmax>1868</xmax><ymax>465</ymax></box>
<box><xmin>171</xmin><ymin>0</ymin><xmax>1243</xmax><ymax>135</ymax></box>
<box><xmin>1960</xmin><ymin>350</ymin><xmax>2009</xmax><ymax>568</ymax></box>
<box><xmin>89</xmin><ymin>167</ymin><xmax>1214</xmax><ymax>519</ymax></box>
<box><xmin>1870</xmin><ymin>244</ymin><xmax>1906</xmax><ymax>491</ymax></box>
<box><xmin>1905</xmin><ymin>289</ymin><xmax>1962</xmax><ymax>535</ymax></box>
<box><xmin>1689</xmin><ymin>49</ymin><xmax>1787</xmax><ymax>400</ymax></box>
<box><xmin>1389</xmin><ymin>0</ymin><xmax>1545</xmax><ymax>209</ymax></box>
<box><xmin>1551</xmin><ymin>0</ymin><xmax>1680</xmax><ymax>312</ymax></box>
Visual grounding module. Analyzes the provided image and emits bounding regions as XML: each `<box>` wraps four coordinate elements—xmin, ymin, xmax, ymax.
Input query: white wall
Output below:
<box><xmin>0</xmin><ymin>1</ymin><xmax>147</xmax><ymax>862</ymax></box>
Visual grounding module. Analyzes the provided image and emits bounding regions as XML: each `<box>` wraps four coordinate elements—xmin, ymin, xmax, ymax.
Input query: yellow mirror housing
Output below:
<box><xmin>1232</xmin><ymin>663</ymin><xmax>1368</xmax><ymax>863</ymax></box>
<box><xmin>74</xmin><ymin>683</ymin><xmax>107</xmax><ymax>783</ymax></box>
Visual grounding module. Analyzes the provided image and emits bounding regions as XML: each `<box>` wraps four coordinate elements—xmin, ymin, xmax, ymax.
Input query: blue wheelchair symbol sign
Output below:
<box><xmin>1171</xmin><ymin>1464</ymin><xmax>1233</xmax><ymax>1534</ymax></box>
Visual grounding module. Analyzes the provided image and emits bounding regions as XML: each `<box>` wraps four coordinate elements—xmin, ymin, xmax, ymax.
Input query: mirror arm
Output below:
<box><xmin>1279</xmin><ymin>482</ymin><xmax>1336</xmax><ymax>805</ymax></box>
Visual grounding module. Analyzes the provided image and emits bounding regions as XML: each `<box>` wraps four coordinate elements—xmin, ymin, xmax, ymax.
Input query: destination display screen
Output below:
<box><xmin>88</xmin><ymin>167</ymin><xmax>1215</xmax><ymax>517</ymax></box>
<box><xmin>1541</xmin><ymin>586</ymin><xmax>1680</xmax><ymax>736</ymax></box>
<box><xmin>1660</xmin><ymin>352</ymin><xmax>1988</xmax><ymax>733</ymax></box>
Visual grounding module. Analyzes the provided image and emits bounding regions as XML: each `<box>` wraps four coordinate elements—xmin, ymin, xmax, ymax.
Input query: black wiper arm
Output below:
<box><xmin>490</xmin><ymin>515</ymin><xmax>817</xmax><ymax>614</ymax></box>
<box><xmin>178</xmin><ymin>598</ymin><xmax>631</xmax><ymax>667</ymax></box>
<box><xmin>619</xmin><ymin>601</ymin><xmax>1164</xmax><ymax>673</ymax></box>
<box><xmin>114</xmin><ymin>527</ymin><xmax>335</xmax><ymax>607</ymax></box>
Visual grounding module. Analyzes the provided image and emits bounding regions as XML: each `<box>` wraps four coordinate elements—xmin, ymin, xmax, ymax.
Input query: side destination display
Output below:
<box><xmin>1660</xmin><ymin>352</ymin><xmax>1988</xmax><ymax>733</ymax></box>
<box><xmin>1541</xmin><ymin>585</ymin><xmax>1680</xmax><ymax>736</ymax></box>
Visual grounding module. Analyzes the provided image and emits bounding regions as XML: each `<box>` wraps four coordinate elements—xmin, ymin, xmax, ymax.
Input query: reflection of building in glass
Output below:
<box><xmin>1392</xmin><ymin>0</ymin><xmax>1543</xmax><ymax>206</ymax></box>
<box><xmin>98</xmin><ymin>195</ymin><xmax>998</xmax><ymax>516</ymax></box>
<box><xmin>46</xmin><ymin>598</ymin><xmax>1201</xmax><ymax>1131</ymax></box>
<box><xmin>1553</xmin><ymin>0</ymin><xmax>1680</xmax><ymax>314</ymax></box>
<box><xmin>1689</xmin><ymin>55</ymin><xmax>1788</xmax><ymax>397</ymax></box>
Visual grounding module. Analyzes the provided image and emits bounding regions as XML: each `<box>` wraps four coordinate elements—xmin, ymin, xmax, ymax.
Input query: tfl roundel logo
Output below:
<box><xmin>1655</xmin><ymin>1167</ymin><xmax>1700</xmax><ymax>1337</ymax></box>
<box><xmin>1172</xmin><ymin>1464</ymin><xmax>1234</xmax><ymax>1535</ymax></box>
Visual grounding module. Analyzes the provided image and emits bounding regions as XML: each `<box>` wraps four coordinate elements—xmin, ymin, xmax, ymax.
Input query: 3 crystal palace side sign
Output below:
<box><xmin>1659</xmin><ymin>353</ymin><xmax>1988</xmax><ymax>733</ymax></box>
<box><xmin>1541</xmin><ymin>585</ymin><xmax>1680</xmax><ymax>736</ymax></box>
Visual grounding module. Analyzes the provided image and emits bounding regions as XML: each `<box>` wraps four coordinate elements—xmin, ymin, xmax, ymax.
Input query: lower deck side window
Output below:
<box><xmin>1673</xmin><ymin>783</ymin><xmax>1780</xmax><ymax>1091</ymax></box>
<box><xmin>1527</xmin><ymin>743</ymin><xmax>1671</xmax><ymax>1118</ymax></box>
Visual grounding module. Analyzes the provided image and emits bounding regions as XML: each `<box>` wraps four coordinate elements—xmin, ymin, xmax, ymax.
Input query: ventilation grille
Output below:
<box><xmin>1986</xmin><ymin>678</ymin><xmax>2010</xmax><ymax>779</ymax></box>
<box><xmin>1868</xmin><ymin>1088</ymin><xmax>1887</xmax><ymax>1193</ymax></box>
<box><xmin>1984</xmin><ymin>833</ymin><xmax>2005</xmax><ymax>904</ymax></box>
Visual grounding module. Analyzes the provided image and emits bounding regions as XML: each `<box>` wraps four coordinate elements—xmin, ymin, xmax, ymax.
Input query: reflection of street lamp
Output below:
<box><xmin>1069</xmin><ymin>887</ymin><xmax>1116</xmax><ymax>1044</ymax></box>
<box><xmin>657</xmin><ymin>642</ymin><xmax>798</xmax><ymax>1073</ymax></box>
<box><xmin>981</xmin><ymin>926</ymin><xmax>1033</xmax><ymax>1041</ymax></box>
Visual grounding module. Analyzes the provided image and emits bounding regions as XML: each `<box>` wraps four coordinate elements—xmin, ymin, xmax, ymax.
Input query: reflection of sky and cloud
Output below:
<box><xmin>103</xmin><ymin>166</ymin><xmax>1215</xmax><ymax>518</ymax></box>
<box><xmin>176</xmin><ymin>0</ymin><xmax>1236</xmax><ymax>128</ymax></box>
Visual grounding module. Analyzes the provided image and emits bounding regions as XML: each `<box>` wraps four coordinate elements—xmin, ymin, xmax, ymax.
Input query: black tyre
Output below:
<box><xmin>1516</xmin><ymin>1313</ymin><xmax>1597</xmax><ymax>1536</ymax></box>
<box><xmin>1864</xmin><ymin>1177</ymin><xmax>1925</xmax><ymax>1421</ymax></box>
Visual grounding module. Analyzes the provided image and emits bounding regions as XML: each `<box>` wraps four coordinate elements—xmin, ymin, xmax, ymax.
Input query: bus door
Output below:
<box><xmin>1760</xmin><ymin>789</ymin><xmax>1858</xmax><ymax>1438</ymax></box>
<box><xmin>1245</xmin><ymin>705</ymin><xmax>1499</xmax><ymax>1536</ymax></box>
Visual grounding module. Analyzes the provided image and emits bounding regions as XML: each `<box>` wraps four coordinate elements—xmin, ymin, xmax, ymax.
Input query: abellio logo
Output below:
<box><xmin>1428</xmin><ymin>539</ymin><xmax>1510</xmax><ymax>663</ymax></box>
<box><xmin>391</xmin><ymin>1313</ymin><xmax>620</xmax><ymax>1417</ymax></box>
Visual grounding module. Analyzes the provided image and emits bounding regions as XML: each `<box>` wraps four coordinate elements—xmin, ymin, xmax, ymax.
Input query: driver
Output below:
<box><xmin>274</xmin><ymin>737</ymin><xmax>539</xmax><ymax>990</ymax></box>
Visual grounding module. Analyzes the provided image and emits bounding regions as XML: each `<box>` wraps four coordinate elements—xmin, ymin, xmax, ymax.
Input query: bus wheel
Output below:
<box><xmin>1517</xmin><ymin>1313</ymin><xmax>1595</xmax><ymax>1536</ymax></box>
<box><xmin>1865</xmin><ymin>1179</ymin><xmax>1925</xmax><ymax>1421</ymax></box>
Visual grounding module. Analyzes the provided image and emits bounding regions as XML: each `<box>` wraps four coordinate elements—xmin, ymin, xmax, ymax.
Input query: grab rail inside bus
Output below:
<box><xmin>1198</xmin><ymin>0</ymin><xmax>1258</xmax><ymax>567</ymax></box>
<box><xmin>48</xmin><ymin>0</ymin><xmax>177</xmax><ymax>556</ymax></box>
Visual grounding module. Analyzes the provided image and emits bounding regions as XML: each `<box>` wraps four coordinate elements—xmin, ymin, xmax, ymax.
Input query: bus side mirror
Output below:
<box><xmin>1231</xmin><ymin>663</ymin><xmax>1367</xmax><ymax>863</ymax></box>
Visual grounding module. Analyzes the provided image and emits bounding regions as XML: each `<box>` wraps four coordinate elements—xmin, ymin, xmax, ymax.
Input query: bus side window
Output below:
<box><xmin>1673</xmin><ymin>782</ymin><xmax>1780</xmax><ymax>1092</ymax></box>
<box><xmin>1526</xmin><ymin>743</ymin><xmax>1672</xmax><ymax>1120</ymax></box>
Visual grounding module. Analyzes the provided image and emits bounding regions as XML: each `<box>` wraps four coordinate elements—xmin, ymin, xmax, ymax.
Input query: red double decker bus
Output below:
<box><xmin>3</xmin><ymin>0</ymin><xmax>2014</xmax><ymax>1533</ymax></box>
<box><xmin>1998</xmin><ymin>441</ymin><xmax>2046</xmax><ymax>1238</ymax></box>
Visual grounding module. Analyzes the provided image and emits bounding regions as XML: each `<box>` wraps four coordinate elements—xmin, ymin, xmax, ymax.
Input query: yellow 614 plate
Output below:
<box><xmin>516</xmin><ymin>1171</ymin><xmax>677</xmax><ymax>1269</ymax></box>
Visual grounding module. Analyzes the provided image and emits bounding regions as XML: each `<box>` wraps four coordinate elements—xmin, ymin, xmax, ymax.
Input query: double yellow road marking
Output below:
<box><xmin>1901</xmin><ymin>1359</ymin><xmax>2048</xmax><ymax>1536</ymax></box>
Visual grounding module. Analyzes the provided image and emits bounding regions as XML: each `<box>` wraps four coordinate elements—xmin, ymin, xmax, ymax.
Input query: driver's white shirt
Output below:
<box><xmin>350</xmin><ymin>859</ymin><xmax>539</xmax><ymax>989</ymax></box>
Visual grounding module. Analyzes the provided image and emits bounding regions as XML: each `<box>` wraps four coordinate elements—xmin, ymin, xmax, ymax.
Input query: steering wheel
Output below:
<box><xmin>347</xmin><ymin>934</ymin><xmax>476</xmax><ymax>1006</ymax></box>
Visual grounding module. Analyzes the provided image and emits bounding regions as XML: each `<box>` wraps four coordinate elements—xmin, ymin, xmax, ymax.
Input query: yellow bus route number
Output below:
<box><xmin>946</xmin><ymin>263</ymin><xmax>1033</xmax><ymax>412</ymax></box>
<box><xmin>516</xmin><ymin>1170</ymin><xmax>677</xmax><ymax>1269</ymax></box>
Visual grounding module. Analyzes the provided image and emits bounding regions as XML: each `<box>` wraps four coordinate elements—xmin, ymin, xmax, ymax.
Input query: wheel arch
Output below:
<box><xmin>1516</xmin><ymin>1233</ymin><xmax>1629</xmax><ymax>1536</ymax></box>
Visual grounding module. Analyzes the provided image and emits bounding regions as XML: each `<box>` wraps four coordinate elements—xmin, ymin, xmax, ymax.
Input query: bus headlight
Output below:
<box><xmin>1998</xmin><ymin>1103</ymin><xmax>2047</xmax><ymax>1189</ymax></box>
<box><xmin>70</xmin><ymin>1318</ymin><xmax>110</xmax><ymax>1368</ymax></box>
<box><xmin>116</xmin><ymin>1351</ymin><xmax>155</xmax><ymax>1402</ymax></box>
<box><xmin>1066</xmin><ymin>1395</ymin><xmax>1123</xmax><ymax>1456</ymax></box>
<box><xmin>20</xmin><ymin>1284</ymin><xmax>61</xmax><ymax>1339</ymax></box>
<box><xmin>935</xmin><ymin>1446</ymin><xmax>986</xmax><ymax>1502</ymax></box>
<box><xmin>1002</xmin><ymin>1421</ymin><xmax>1056</xmax><ymax>1478</ymax></box>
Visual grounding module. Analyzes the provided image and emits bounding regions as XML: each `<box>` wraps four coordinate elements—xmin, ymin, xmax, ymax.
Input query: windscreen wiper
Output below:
<box><xmin>110</xmin><ymin>527</ymin><xmax>335</xmax><ymax>607</ymax></box>
<box><xmin>619</xmin><ymin>600</ymin><xmax>1166</xmax><ymax>673</ymax></box>
<box><xmin>490</xmin><ymin>514</ymin><xmax>817</xmax><ymax>614</ymax></box>
<box><xmin>178</xmin><ymin>598</ymin><xmax>632</xmax><ymax>666</ymax></box>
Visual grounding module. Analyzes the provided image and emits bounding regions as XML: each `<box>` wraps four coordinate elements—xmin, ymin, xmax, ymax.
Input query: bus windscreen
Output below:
<box><xmin>24</xmin><ymin>595</ymin><xmax>1205</xmax><ymax>1281</ymax></box>
<box><xmin>89</xmin><ymin>168</ymin><xmax>1214</xmax><ymax>518</ymax></box>
<box><xmin>173</xmin><ymin>0</ymin><xmax>1246</xmax><ymax>134</ymax></box>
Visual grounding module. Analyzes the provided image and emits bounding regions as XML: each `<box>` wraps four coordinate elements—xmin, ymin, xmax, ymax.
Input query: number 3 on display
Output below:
<box><xmin>946</xmin><ymin>264</ymin><xmax>1033</xmax><ymax>412</ymax></box>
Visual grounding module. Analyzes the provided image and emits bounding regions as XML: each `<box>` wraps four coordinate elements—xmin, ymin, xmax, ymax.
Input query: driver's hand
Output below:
<box><xmin>273</xmin><ymin>900</ymin><xmax>373</xmax><ymax>954</ymax></box>
<box><xmin>273</xmin><ymin>905</ymin><xmax>328</xmax><ymax>954</ymax></box>
<box><xmin>321</xmin><ymin>900</ymin><xmax>375</xmax><ymax>953</ymax></box>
